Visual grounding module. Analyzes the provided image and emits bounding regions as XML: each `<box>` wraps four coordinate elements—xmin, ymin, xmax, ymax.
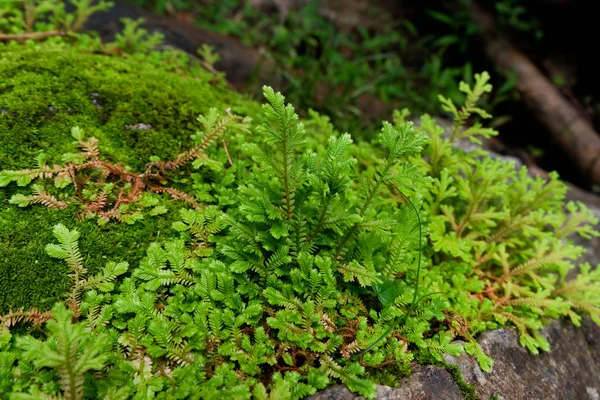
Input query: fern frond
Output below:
<box><xmin>263</xmin><ymin>288</ymin><xmax>300</xmax><ymax>310</ymax></box>
<box><xmin>45</xmin><ymin>224</ymin><xmax>85</xmax><ymax>274</ymax></box>
<box><xmin>340</xmin><ymin>340</ymin><xmax>361</xmax><ymax>359</ymax></box>
<box><xmin>16</xmin><ymin>304</ymin><xmax>110</xmax><ymax>400</ymax></box>
<box><xmin>439</xmin><ymin>71</ymin><xmax>495</xmax><ymax>143</ymax></box>
<box><xmin>553</xmin><ymin>263</ymin><xmax>600</xmax><ymax>325</ymax></box>
<box><xmin>504</xmin><ymin>240</ymin><xmax>583</xmax><ymax>281</ymax></box>
<box><xmin>0</xmin><ymin>308</ymin><xmax>53</xmax><ymax>331</ymax></box>
<box><xmin>554</xmin><ymin>201</ymin><xmax>600</xmax><ymax>240</ymax></box>
<box><xmin>85</xmin><ymin>262</ymin><xmax>129</xmax><ymax>292</ymax></box>
<box><xmin>150</xmin><ymin>186</ymin><xmax>202</xmax><ymax>209</ymax></box>
<box><xmin>165</xmin><ymin>343</ymin><xmax>194</xmax><ymax>366</ymax></box>
<box><xmin>258</xmin><ymin>86</ymin><xmax>306</xmax><ymax>220</ymax></box>
<box><xmin>337</xmin><ymin>261</ymin><xmax>382</xmax><ymax>287</ymax></box>
<box><xmin>10</xmin><ymin>185</ymin><xmax>68</xmax><ymax>209</ymax></box>
<box><xmin>78</xmin><ymin>137</ymin><xmax>100</xmax><ymax>161</ymax></box>
<box><xmin>0</xmin><ymin>163</ymin><xmax>69</xmax><ymax>187</ymax></box>
<box><xmin>267</xmin><ymin>246</ymin><xmax>292</xmax><ymax>274</ymax></box>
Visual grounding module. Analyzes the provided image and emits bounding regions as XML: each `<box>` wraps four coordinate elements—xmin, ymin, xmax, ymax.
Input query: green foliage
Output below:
<box><xmin>43</xmin><ymin>224</ymin><xmax>128</xmax><ymax>316</ymax></box>
<box><xmin>4</xmin><ymin>70</ymin><xmax>599</xmax><ymax>398</ymax></box>
<box><xmin>495</xmin><ymin>0</ymin><xmax>543</xmax><ymax>40</ymax></box>
<box><xmin>1</xmin><ymin>10</ymin><xmax>600</xmax><ymax>397</ymax></box>
<box><xmin>2</xmin><ymin>85</ymin><xmax>431</xmax><ymax>399</ymax></box>
<box><xmin>1</xmin><ymin>109</ymin><xmax>248</xmax><ymax>224</ymax></box>
<box><xmin>13</xmin><ymin>303</ymin><xmax>111</xmax><ymax>400</ymax></box>
<box><xmin>0</xmin><ymin>0</ymin><xmax>112</xmax><ymax>34</ymax></box>
<box><xmin>131</xmin><ymin>0</ymin><xmax>474</xmax><ymax>134</ymax></box>
<box><xmin>415</xmin><ymin>72</ymin><xmax>600</xmax><ymax>356</ymax></box>
<box><xmin>0</xmin><ymin>40</ymin><xmax>258</xmax><ymax>313</ymax></box>
<box><xmin>0</xmin><ymin>1</ymin><xmax>223</xmax><ymax>82</ymax></box>
<box><xmin>110</xmin><ymin>18</ymin><xmax>164</xmax><ymax>55</ymax></box>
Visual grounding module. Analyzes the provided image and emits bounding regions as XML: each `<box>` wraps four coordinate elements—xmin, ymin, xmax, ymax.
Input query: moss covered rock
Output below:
<box><xmin>0</xmin><ymin>43</ymin><xmax>255</xmax><ymax>312</ymax></box>
<box><xmin>2</xmin><ymin>31</ymin><xmax>600</xmax><ymax>399</ymax></box>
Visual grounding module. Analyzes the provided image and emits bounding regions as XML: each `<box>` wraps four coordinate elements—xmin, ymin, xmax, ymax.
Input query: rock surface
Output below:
<box><xmin>312</xmin><ymin>319</ymin><xmax>600</xmax><ymax>400</ymax></box>
<box><xmin>445</xmin><ymin>320</ymin><xmax>600</xmax><ymax>400</ymax></box>
<box><xmin>582</xmin><ymin>316</ymin><xmax>600</xmax><ymax>371</ymax></box>
<box><xmin>308</xmin><ymin>365</ymin><xmax>463</xmax><ymax>400</ymax></box>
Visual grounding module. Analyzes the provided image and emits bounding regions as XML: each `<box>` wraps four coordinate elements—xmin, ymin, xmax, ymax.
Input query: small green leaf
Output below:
<box><xmin>373</xmin><ymin>277</ymin><xmax>398</xmax><ymax>307</ymax></box>
<box><xmin>149</xmin><ymin>205</ymin><xmax>168</xmax><ymax>216</ymax></box>
<box><xmin>172</xmin><ymin>221</ymin><xmax>188</xmax><ymax>232</ymax></box>
<box><xmin>71</xmin><ymin>126</ymin><xmax>84</xmax><ymax>141</ymax></box>
<box><xmin>9</xmin><ymin>194</ymin><xmax>31</xmax><ymax>207</ymax></box>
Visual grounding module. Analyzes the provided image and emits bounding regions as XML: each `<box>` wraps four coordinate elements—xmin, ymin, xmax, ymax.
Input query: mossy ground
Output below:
<box><xmin>0</xmin><ymin>44</ymin><xmax>257</xmax><ymax>313</ymax></box>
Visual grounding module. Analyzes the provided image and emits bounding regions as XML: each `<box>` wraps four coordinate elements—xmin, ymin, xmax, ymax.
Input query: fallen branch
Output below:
<box><xmin>0</xmin><ymin>30</ymin><xmax>73</xmax><ymax>42</ymax></box>
<box><xmin>471</xmin><ymin>3</ymin><xmax>600</xmax><ymax>187</ymax></box>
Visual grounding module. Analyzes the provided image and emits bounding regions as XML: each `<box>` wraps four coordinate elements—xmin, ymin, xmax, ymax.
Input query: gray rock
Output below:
<box><xmin>308</xmin><ymin>365</ymin><xmax>463</xmax><ymax>400</ymax></box>
<box><xmin>91</xmin><ymin>92</ymin><xmax>103</xmax><ymax>109</ymax></box>
<box><xmin>581</xmin><ymin>316</ymin><xmax>600</xmax><ymax>368</ymax></box>
<box><xmin>445</xmin><ymin>320</ymin><xmax>600</xmax><ymax>400</ymax></box>
<box><xmin>388</xmin><ymin>366</ymin><xmax>464</xmax><ymax>400</ymax></box>
<box><xmin>307</xmin><ymin>384</ymin><xmax>384</xmax><ymax>400</ymax></box>
<box><xmin>125</xmin><ymin>123</ymin><xmax>153</xmax><ymax>131</ymax></box>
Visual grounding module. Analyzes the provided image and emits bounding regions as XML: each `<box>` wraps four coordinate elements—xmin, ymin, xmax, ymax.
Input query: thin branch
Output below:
<box><xmin>222</xmin><ymin>139</ymin><xmax>233</xmax><ymax>166</ymax></box>
<box><xmin>0</xmin><ymin>30</ymin><xmax>74</xmax><ymax>42</ymax></box>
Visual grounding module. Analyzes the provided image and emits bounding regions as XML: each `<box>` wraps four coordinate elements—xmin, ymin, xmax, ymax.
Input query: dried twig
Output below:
<box><xmin>0</xmin><ymin>30</ymin><xmax>74</xmax><ymax>42</ymax></box>
<box><xmin>222</xmin><ymin>139</ymin><xmax>233</xmax><ymax>166</ymax></box>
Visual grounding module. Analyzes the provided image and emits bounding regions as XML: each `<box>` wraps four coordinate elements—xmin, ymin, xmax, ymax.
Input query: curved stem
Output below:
<box><xmin>357</xmin><ymin>190</ymin><xmax>424</xmax><ymax>356</ymax></box>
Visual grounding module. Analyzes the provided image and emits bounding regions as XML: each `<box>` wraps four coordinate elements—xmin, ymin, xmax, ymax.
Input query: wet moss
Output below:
<box><xmin>0</xmin><ymin>45</ymin><xmax>245</xmax><ymax>169</ymax></box>
<box><xmin>444</xmin><ymin>363</ymin><xmax>478</xmax><ymax>400</ymax></box>
<box><xmin>0</xmin><ymin>44</ymin><xmax>256</xmax><ymax>312</ymax></box>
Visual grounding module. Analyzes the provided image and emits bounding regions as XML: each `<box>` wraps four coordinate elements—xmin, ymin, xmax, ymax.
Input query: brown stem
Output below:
<box><xmin>0</xmin><ymin>30</ymin><xmax>74</xmax><ymax>42</ymax></box>
<box><xmin>222</xmin><ymin>139</ymin><xmax>233</xmax><ymax>166</ymax></box>
<box><xmin>307</xmin><ymin>200</ymin><xmax>329</xmax><ymax>243</ymax></box>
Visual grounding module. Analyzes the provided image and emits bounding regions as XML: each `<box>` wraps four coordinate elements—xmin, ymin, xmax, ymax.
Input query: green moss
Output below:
<box><xmin>0</xmin><ymin>44</ymin><xmax>257</xmax><ymax>312</ymax></box>
<box><xmin>0</xmin><ymin>193</ymin><xmax>183</xmax><ymax>313</ymax></box>
<box><xmin>444</xmin><ymin>363</ymin><xmax>478</xmax><ymax>400</ymax></box>
<box><xmin>0</xmin><ymin>44</ymin><xmax>249</xmax><ymax>170</ymax></box>
<box><xmin>365</xmin><ymin>363</ymin><xmax>412</xmax><ymax>388</ymax></box>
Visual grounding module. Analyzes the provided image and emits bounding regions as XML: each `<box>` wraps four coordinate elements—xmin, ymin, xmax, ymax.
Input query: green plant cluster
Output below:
<box><xmin>2</xmin><ymin>66</ymin><xmax>600</xmax><ymax>398</ymax></box>
<box><xmin>0</xmin><ymin>0</ymin><xmax>113</xmax><ymax>34</ymax></box>
<box><xmin>0</xmin><ymin>35</ymin><xmax>257</xmax><ymax>312</ymax></box>
<box><xmin>0</xmin><ymin>0</ymin><xmax>224</xmax><ymax>77</ymax></box>
<box><xmin>1</xmin><ymin>2</ymin><xmax>600</xmax><ymax>399</ymax></box>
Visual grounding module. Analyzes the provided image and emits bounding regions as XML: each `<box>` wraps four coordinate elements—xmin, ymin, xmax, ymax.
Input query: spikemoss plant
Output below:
<box><xmin>0</xmin><ymin>42</ymin><xmax>260</xmax><ymax>313</ymax></box>
<box><xmin>416</xmin><ymin>73</ymin><xmax>600</xmax><ymax>356</ymax></box>
<box><xmin>1</xmin><ymin>5</ymin><xmax>600</xmax><ymax>398</ymax></box>
<box><xmin>1</xmin><ymin>67</ymin><xmax>600</xmax><ymax>398</ymax></box>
